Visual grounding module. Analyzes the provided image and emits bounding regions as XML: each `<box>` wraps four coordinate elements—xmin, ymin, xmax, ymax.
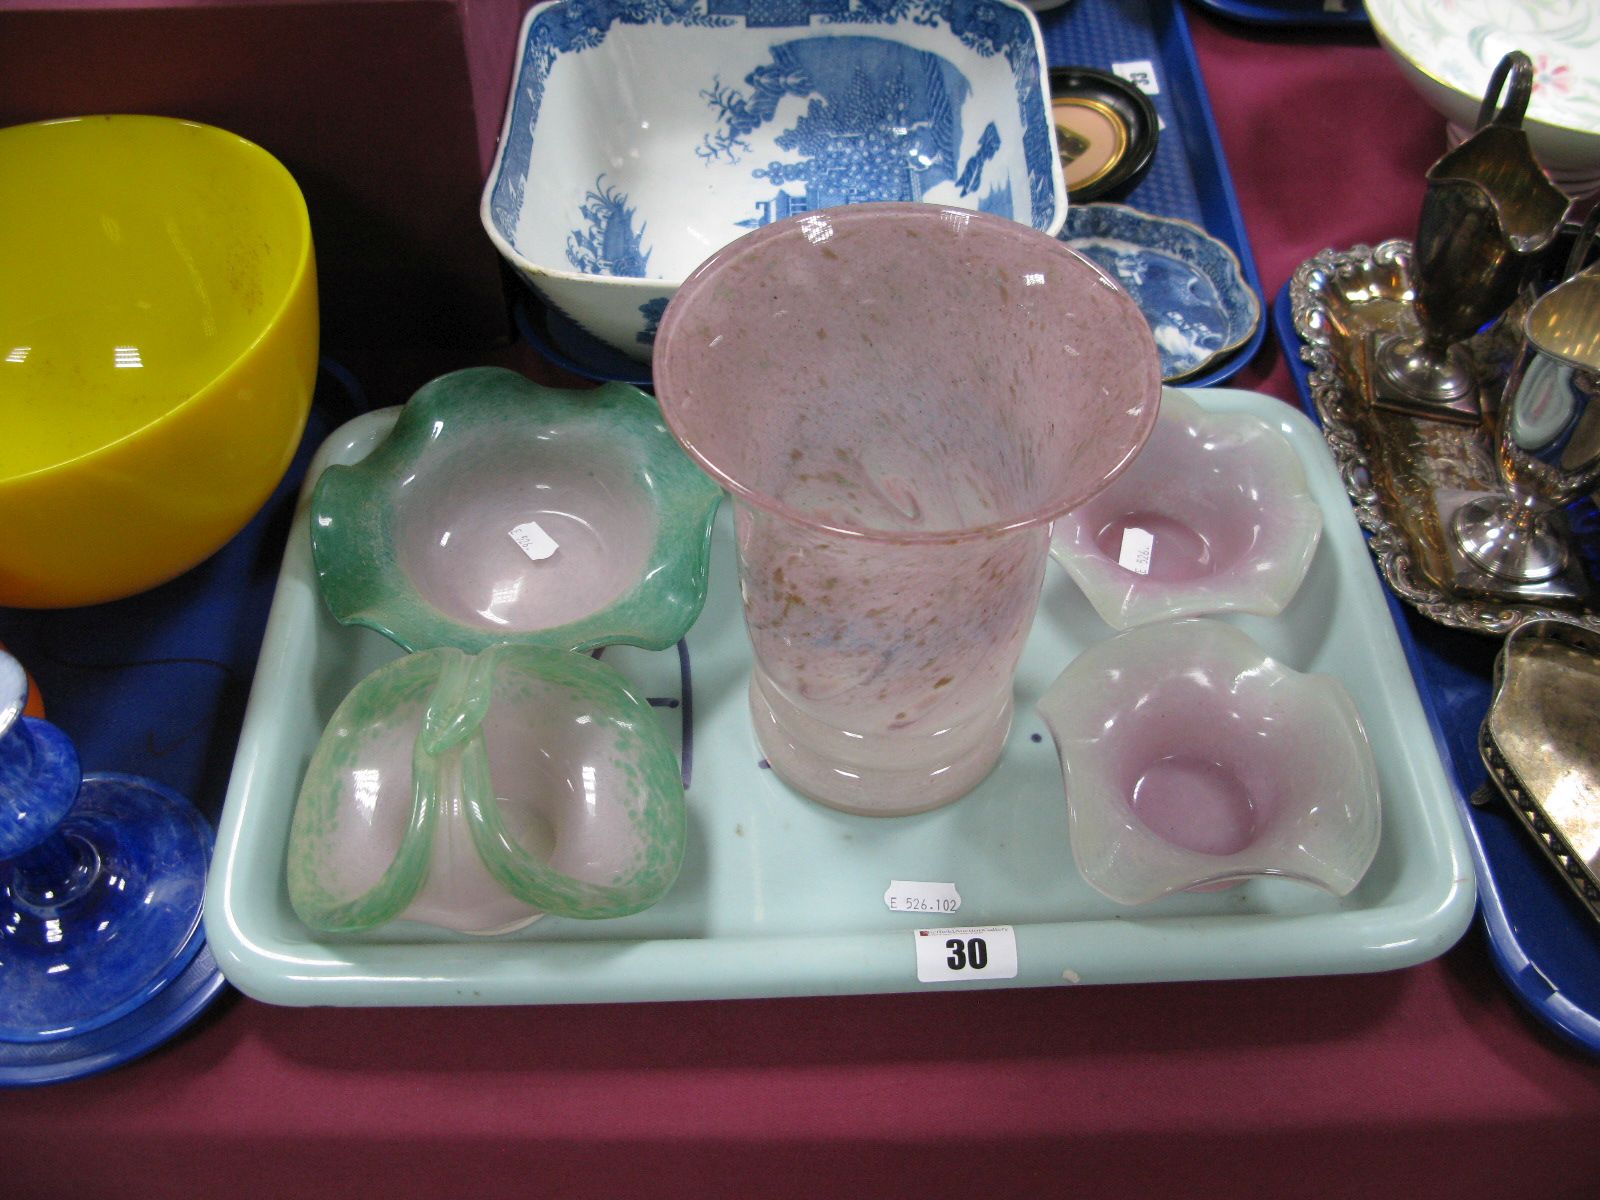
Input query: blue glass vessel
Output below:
<box><xmin>0</xmin><ymin>650</ymin><xmax>212</xmax><ymax>1042</ymax></box>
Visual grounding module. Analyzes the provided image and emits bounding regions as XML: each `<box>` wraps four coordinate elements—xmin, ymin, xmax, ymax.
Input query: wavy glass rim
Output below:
<box><xmin>1050</xmin><ymin>390</ymin><xmax>1323</xmax><ymax>627</ymax></box>
<box><xmin>310</xmin><ymin>369</ymin><xmax>722</xmax><ymax>654</ymax></box>
<box><xmin>1038</xmin><ymin>619</ymin><xmax>1382</xmax><ymax>905</ymax></box>
<box><xmin>287</xmin><ymin>645</ymin><xmax>688</xmax><ymax>932</ymax></box>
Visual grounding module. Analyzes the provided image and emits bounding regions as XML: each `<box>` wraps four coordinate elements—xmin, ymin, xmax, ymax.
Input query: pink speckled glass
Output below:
<box><xmin>654</xmin><ymin>204</ymin><xmax>1161</xmax><ymax>815</ymax></box>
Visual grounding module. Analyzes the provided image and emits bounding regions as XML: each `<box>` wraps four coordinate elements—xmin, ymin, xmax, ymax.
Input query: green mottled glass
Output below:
<box><xmin>311</xmin><ymin>366</ymin><xmax>722</xmax><ymax>654</ymax></box>
<box><xmin>287</xmin><ymin>644</ymin><xmax>687</xmax><ymax>933</ymax></box>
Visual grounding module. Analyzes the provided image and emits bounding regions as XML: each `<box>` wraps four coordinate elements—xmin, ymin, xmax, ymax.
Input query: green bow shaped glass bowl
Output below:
<box><xmin>287</xmin><ymin>643</ymin><xmax>688</xmax><ymax>933</ymax></box>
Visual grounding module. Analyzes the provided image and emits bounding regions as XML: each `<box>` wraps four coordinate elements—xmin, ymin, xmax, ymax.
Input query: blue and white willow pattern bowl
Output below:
<box><xmin>1060</xmin><ymin>203</ymin><xmax>1260</xmax><ymax>382</ymax></box>
<box><xmin>480</xmin><ymin>0</ymin><xmax>1066</xmax><ymax>363</ymax></box>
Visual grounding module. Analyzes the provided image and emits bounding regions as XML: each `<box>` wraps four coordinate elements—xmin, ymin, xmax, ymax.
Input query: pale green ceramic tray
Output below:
<box><xmin>205</xmin><ymin>389</ymin><xmax>1475</xmax><ymax>1006</ymax></box>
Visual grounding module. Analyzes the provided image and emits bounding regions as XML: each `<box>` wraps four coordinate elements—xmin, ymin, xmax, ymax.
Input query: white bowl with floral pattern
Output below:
<box><xmin>1366</xmin><ymin>0</ymin><xmax>1600</xmax><ymax>195</ymax></box>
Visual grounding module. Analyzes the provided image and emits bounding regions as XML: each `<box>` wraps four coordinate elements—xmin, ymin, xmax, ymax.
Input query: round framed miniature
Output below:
<box><xmin>1048</xmin><ymin>67</ymin><xmax>1160</xmax><ymax>202</ymax></box>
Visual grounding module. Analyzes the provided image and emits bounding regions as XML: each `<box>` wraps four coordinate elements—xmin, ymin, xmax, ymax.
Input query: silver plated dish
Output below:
<box><xmin>1287</xmin><ymin>239</ymin><xmax>1600</xmax><ymax>638</ymax></box>
<box><xmin>1480</xmin><ymin>617</ymin><xmax>1600</xmax><ymax>926</ymax></box>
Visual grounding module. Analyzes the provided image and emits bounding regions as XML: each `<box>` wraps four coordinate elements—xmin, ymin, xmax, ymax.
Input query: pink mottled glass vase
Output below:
<box><xmin>654</xmin><ymin>204</ymin><xmax>1161</xmax><ymax>815</ymax></box>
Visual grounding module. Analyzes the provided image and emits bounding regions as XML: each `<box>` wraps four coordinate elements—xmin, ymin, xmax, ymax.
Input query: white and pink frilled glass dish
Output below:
<box><xmin>1049</xmin><ymin>389</ymin><xmax>1323</xmax><ymax>630</ymax></box>
<box><xmin>1037</xmin><ymin>618</ymin><xmax>1382</xmax><ymax>906</ymax></box>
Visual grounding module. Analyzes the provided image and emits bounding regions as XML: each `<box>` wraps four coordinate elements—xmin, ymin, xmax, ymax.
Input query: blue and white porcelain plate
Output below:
<box><xmin>1060</xmin><ymin>203</ymin><xmax>1261</xmax><ymax>381</ymax></box>
<box><xmin>480</xmin><ymin>0</ymin><xmax>1067</xmax><ymax>362</ymax></box>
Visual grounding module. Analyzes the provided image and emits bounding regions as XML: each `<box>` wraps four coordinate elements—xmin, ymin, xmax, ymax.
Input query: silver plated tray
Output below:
<box><xmin>1287</xmin><ymin>240</ymin><xmax>1600</xmax><ymax>637</ymax></box>
<box><xmin>1481</xmin><ymin>617</ymin><xmax>1600</xmax><ymax>926</ymax></box>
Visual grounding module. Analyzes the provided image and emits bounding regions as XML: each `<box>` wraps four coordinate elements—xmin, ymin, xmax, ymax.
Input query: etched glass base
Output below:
<box><xmin>748</xmin><ymin>670</ymin><xmax>1014</xmax><ymax>817</ymax></box>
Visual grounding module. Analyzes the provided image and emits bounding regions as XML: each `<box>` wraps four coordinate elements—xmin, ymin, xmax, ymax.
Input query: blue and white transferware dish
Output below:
<box><xmin>480</xmin><ymin>0</ymin><xmax>1067</xmax><ymax>364</ymax></box>
<box><xmin>1060</xmin><ymin>203</ymin><xmax>1261</xmax><ymax>382</ymax></box>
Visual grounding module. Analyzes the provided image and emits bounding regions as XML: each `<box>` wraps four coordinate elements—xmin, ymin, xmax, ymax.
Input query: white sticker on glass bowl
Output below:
<box><xmin>1111</xmin><ymin>59</ymin><xmax>1160</xmax><ymax>96</ymax></box>
<box><xmin>509</xmin><ymin>520</ymin><xmax>560</xmax><ymax>562</ymax></box>
<box><xmin>884</xmin><ymin>880</ymin><xmax>961</xmax><ymax>915</ymax></box>
<box><xmin>1118</xmin><ymin>525</ymin><xmax>1154</xmax><ymax>575</ymax></box>
<box><xmin>914</xmin><ymin>926</ymin><xmax>1018</xmax><ymax>983</ymax></box>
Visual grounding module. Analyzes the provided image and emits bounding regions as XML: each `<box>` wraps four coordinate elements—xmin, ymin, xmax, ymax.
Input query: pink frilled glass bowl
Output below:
<box><xmin>1050</xmin><ymin>389</ymin><xmax>1323</xmax><ymax>630</ymax></box>
<box><xmin>1037</xmin><ymin>619</ymin><xmax>1382</xmax><ymax>905</ymax></box>
<box><xmin>654</xmin><ymin>203</ymin><xmax>1162</xmax><ymax>816</ymax></box>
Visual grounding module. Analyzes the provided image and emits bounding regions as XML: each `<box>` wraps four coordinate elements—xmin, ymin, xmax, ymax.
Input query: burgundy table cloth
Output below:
<box><xmin>4</xmin><ymin>6</ymin><xmax>1599</xmax><ymax>1199</ymax></box>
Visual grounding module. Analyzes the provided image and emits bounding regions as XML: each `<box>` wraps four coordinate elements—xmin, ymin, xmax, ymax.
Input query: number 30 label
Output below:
<box><xmin>914</xmin><ymin>926</ymin><xmax>1019</xmax><ymax>983</ymax></box>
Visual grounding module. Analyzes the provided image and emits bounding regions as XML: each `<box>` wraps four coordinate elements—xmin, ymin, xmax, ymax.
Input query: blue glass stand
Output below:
<box><xmin>0</xmin><ymin>668</ymin><xmax>212</xmax><ymax>1043</ymax></box>
<box><xmin>0</xmin><ymin>374</ymin><xmax>338</xmax><ymax>1082</ymax></box>
<box><xmin>0</xmin><ymin>706</ymin><xmax>77</xmax><ymax>860</ymax></box>
<box><xmin>0</xmin><ymin>941</ymin><xmax>226</xmax><ymax>1088</ymax></box>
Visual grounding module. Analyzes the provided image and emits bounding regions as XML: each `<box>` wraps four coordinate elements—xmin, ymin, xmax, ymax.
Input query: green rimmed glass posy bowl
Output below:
<box><xmin>310</xmin><ymin>366</ymin><xmax>722</xmax><ymax>654</ymax></box>
<box><xmin>287</xmin><ymin>643</ymin><xmax>688</xmax><ymax>934</ymax></box>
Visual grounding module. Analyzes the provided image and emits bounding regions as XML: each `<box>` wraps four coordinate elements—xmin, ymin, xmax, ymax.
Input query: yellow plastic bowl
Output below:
<box><xmin>0</xmin><ymin>115</ymin><xmax>318</xmax><ymax>608</ymax></box>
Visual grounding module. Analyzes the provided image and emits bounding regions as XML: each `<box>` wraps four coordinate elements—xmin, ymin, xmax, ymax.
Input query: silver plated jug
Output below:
<box><xmin>1374</xmin><ymin>52</ymin><xmax>1571</xmax><ymax>423</ymax></box>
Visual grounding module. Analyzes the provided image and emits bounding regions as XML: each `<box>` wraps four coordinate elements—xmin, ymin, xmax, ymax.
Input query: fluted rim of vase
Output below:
<box><xmin>653</xmin><ymin>203</ymin><xmax>1163</xmax><ymax>545</ymax></box>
